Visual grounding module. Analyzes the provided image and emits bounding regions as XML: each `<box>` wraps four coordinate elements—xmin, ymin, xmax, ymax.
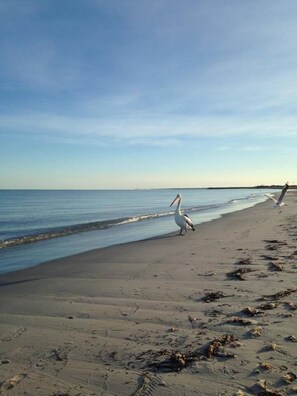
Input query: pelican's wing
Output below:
<box><xmin>184</xmin><ymin>214</ymin><xmax>194</xmax><ymax>229</ymax></box>
<box><xmin>278</xmin><ymin>183</ymin><xmax>289</xmax><ymax>203</ymax></box>
<box><xmin>264</xmin><ymin>194</ymin><xmax>278</xmax><ymax>204</ymax></box>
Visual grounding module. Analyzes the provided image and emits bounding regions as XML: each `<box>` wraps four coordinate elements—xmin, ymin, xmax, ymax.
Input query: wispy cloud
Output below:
<box><xmin>1</xmin><ymin>110</ymin><xmax>297</xmax><ymax>147</ymax></box>
<box><xmin>240</xmin><ymin>145</ymin><xmax>268</xmax><ymax>152</ymax></box>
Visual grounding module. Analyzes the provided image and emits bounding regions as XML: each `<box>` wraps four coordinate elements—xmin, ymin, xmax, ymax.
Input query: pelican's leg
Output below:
<box><xmin>179</xmin><ymin>229</ymin><xmax>183</xmax><ymax>236</ymax></box>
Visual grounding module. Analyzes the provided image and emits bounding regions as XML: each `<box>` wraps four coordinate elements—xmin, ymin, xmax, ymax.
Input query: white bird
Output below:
<box><xmin>170</xmin><ymin>194</ymin><xmax>195</xmax><ymax>235</ymax></box>
<box><xmin>265</xmin><ymin>182</ymin><xmax>289</xmax><ymax>212</ymax></box>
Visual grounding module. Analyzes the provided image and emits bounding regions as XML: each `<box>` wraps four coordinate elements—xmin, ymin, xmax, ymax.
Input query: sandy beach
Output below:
<box><xmin>0</xmin><ymin>192</ymin><xmax>297</xmax><ymax>396</ymax></box>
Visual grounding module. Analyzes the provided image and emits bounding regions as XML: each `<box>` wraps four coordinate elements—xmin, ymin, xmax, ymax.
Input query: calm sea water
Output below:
<box><xmin>0</xmin><ymin>188</ymin><xmax>275</xmax><ymax>274</ymax></box>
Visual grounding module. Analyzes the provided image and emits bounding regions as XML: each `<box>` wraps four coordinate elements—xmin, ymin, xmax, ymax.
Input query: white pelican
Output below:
<box><xmin>265</xmin><ymin>182</ymin><xmax>289</xmax><ymax>212</ymax></box>
<box><xmin>170</xmin><ymin>194</ymin><xmax>195</xmax><ymax>235</ymax></box>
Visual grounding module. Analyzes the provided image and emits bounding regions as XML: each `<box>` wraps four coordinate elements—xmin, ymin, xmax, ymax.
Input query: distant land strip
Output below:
<box><xmin>208</xmin><ymin>185</ymin><xmax>297</xmax><ymax>190</ymax></box>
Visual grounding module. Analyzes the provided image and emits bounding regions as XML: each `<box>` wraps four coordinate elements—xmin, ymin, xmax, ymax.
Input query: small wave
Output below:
<box><xmin>229</xmin><ymin>196</ymin><xmax>254</xmax><ymax>204</ymax></box>
<box><xmin>115</xmin><ymin>212</ymin><xmax>172</xmax><ymax>225</ymax></box>
<box><xmin>0</xmin><ymin>203</ymin><xmax>232</xmax><ymax>249</ymax></box>
<box><xmin>0</xmin><ymin>211</ymin><xmax>174</xmax><ymax>249</ymax></box>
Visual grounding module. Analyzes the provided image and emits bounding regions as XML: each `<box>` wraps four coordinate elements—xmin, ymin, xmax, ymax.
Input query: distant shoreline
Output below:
<box><xmin>208</xmin><ymin>185</ymin><xmax>297</xmax><ymax>190</ymax></box>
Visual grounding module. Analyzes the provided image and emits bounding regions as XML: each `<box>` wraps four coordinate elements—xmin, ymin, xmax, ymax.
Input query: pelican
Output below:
<box><xmin>170</xmin><ymin>194</ymin><xmax>195</xmax><ymax>235</ymax></box>
<box><xmin>265</xmin><ymin>182</ymin><xmax>289</xmax><ymax>212</ymax></box>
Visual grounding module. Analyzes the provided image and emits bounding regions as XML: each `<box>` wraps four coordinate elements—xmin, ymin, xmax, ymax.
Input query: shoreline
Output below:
<box><xmin>0</xmin><ymin>193</ymin><xmax>296</xmax><ymax>395</ymax></box>
<box><xmin>0</xmin><ymin>191</ymin><xmax>271</xmax><ymax>275</ymax></box>
<box><xmin>0</xmin><ymin>196</ymin><xmax>277</xmax><ymax>279</ymax></box>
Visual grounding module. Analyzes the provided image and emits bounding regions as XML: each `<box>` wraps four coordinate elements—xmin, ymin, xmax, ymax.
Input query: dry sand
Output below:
<box><xmin>0</xmin><ymin>192</ymin><xmax>297</xmax><ymax>396</ymax></box>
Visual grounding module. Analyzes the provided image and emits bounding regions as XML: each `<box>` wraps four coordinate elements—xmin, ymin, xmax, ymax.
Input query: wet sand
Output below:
<box><xmin>0</xmin><ymin>192</ymin><xmax>297</xmax><ymax>395</ymax></box>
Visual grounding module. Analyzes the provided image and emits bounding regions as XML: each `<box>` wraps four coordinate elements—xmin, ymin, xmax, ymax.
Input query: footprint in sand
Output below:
<box><xmin>132</xmin><ymin>373</ymin><xmax>165</xmax><ymax>396</ymax></box>
<box><xmin>0</xmin><ymin>327</ymin><xmax>26</xmax><ymax>342</ymax></box>
<box><xmin>34</xmin><ymin>344</ymin><xmax>75</xmax><ymax>373</ymax></box>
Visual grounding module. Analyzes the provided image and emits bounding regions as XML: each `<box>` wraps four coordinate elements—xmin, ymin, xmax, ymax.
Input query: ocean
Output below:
<box><xmin>0</xmin><ymin>188</ymin><xmax>275</xmax><ymax>274</ymax></box>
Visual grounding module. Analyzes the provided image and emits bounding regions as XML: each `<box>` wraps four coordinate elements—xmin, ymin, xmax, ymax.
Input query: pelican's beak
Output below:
<box><xmin>170</xmin><ymin>195</ymin><xmax>179</xmax><ymax>207</ymax></box>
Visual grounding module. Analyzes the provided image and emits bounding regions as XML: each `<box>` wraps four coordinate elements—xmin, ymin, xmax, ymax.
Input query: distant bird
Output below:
<box><xmin>265</xmin><ymin>182</ymin><xmax>289</xmax><ymax>212</ymax></box>
<box><xmin>170</xmin><ymin>194</ymin><xmax>195</xmax><ymax>235</ymax></box>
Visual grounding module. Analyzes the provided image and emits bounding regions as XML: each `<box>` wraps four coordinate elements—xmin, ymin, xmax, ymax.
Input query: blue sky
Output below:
<box><xmin>1</xmin><ymin>0</ymin><xmax>297</xmax><ymax>189</ymax></box>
